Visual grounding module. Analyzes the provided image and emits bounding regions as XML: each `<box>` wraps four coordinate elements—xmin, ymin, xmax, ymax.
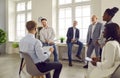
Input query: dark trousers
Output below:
<box><xmin>36</xmin><ymin>62</ymin><xmax>62</xmax><ymax>78</ymax></box>
<box><xmin>99</xmin><ymin>48</ymin><xmax>102</xmax><ymax>60</ymax></box>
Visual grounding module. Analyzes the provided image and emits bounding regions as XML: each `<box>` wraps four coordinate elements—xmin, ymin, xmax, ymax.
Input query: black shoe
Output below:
<box><xmin>69</xmin><ymin>63</ymin><xmax>72</xmax><ymax>66</ymax></box>
<box><xmin>83</xmin><ymin>64</ymin><xmax>88</xmax><ymax>68</ymax></box>
<box><xmin>76</xmin><ymin>55</ymin><xmax>82</xmax><ymax>60</ymax></box>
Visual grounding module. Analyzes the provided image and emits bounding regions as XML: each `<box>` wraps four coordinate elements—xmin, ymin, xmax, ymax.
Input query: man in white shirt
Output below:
<box><xmin>19</xmin><ymin>21</ymin><xmax>62</xmax><ymax>78</ymax></box>
<box><xmin>66</xmin><ymin>21</ymin><xmax>83</xmax><ymax>66</ymax></box>
<box><xmin>39</xmin><ymin>18</ymin><xmax>58</xmax><ymax>62</ymax></box>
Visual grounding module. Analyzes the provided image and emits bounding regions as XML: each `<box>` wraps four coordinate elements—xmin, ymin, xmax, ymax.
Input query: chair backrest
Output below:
<box><xmin>111</xmin><ymin>64</ymin><xmax>120</xmax><ymax>78</ymax></box>
<box><xmin>20</xmin><ymin>51</ymin><xmax>45</xmax><ymax>76</ymax></box>
<box><xmin>35</xmin><ymin>27</ymin><xmax>43</xmax><ymax>39</ymax></box>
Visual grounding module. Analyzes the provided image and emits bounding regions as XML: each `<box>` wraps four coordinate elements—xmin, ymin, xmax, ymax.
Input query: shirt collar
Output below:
<box><xmin>43</xmin><ymin>26</ymin><xmax>48</xmax><ymax>29</ymax></box>
<box><xmin>92</xmin><ymin>21</ymin><xmax>97</xmax><ymax>25</ymax></box>
<box><xmin>73</xmin><ymin>26</ymin><xmax>76</xmax><ymax>29</ymax></box>
<box><xmin>107</xmin><ymin>20</ymin><xmax>112</xmax><ymax>24</ymax></box>
<box><xmin>28</xmin><ymin>33</ymin><xmax>35</xmax><ymax>38</ymax></box>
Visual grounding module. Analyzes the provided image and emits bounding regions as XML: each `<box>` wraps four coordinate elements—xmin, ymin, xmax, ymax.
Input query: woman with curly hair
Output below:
<box><xmin>87</xmin><ymin>23</ymin><xmax>120</xmax><ymax>78</ymax></box>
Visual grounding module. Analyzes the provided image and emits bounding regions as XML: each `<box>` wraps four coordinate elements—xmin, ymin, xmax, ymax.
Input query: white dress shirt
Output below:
<box><xmin>73</xmin><ymin>27</ymin><xmax>76</xmax><ymax>40</ymax></box>
<box><xmin>40</xmin><ymin>26</ymin><xmax>55</xmax><ymax>43</ymax></box>
<box><xmin>19</xmin><ymin>33</ymin><xmax>51</xmax><ymax>64</ymax></box>
<box><xmin>91</xmin><ymin>22</ymin><xmax>97</xmax><ymax>39</ymax></box>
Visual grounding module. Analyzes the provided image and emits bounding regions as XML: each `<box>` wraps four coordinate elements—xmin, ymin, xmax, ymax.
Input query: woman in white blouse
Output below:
<box><xmin>87</xmin><ymin>23</ymin><xmax>120</xmax><ymax>78</ymax></box>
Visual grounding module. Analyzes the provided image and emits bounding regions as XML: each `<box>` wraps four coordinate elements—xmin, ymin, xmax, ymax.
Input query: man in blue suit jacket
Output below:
<box><xmin>66</xmin><ymin>21</ymin><xmax>83</xmax><ymax>66</ymax></box>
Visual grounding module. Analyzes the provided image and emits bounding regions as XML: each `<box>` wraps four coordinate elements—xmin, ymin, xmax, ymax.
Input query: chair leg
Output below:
<box><xmin>31</xmin><ymin>76</ymin><xmax>44</xmax><ymax>78</ymax></box>
<box><xmin>31</xmin><ymin>75</ymin><xmax>44</xmax><ymax>78</ymax></box>
<box><xmin>19</xmin><ymin>58</ymin><xmax>24</xmax><ymax>75</ymax></box>
<box><xmin>36</xmin><ymin>76</ymin><xmax>39</xmax><ymax>78</ymax></box>
<box><xmin>41</xmin><ymin>75</ymin><xmax>44</xmax><ymax>78</ymax></box>
<box><xmin>31</xmin><ymin>76</ymin><xmax>34</xmax><ymax>78</ymax></box>
<box><xmin>37</xmin><ymin>75</ymin><xmax>44</xmax><ymax>78</ymax></box>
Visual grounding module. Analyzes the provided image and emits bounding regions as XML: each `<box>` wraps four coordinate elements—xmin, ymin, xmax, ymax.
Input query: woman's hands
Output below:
<box><xmin>91</xmin><ymin>57</ymin><xmax>101</xmax><ymax>66</ymax></box>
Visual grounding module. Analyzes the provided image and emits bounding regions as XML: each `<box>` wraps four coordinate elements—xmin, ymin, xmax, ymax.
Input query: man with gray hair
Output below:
<box><xmin>83</xmin><ymin>15</ymin><xmax>103</xmax><ymax>68</ymax></box>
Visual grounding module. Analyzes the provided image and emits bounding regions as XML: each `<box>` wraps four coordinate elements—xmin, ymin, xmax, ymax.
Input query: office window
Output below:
<box><xmin>75</xmin><ymin>5</ymin><xmax>90</xmax><ymax>42</ymax></box>
<box><xmin>59</xmin><ymin>0</ymin><xmax>72</xmax><ymax>5</ymax></box>
<box><xmin>17</xmin><ymin>2</ymin><xmax>25</xmax><ymax>11</ymax></box>
<box><xmin>75</xmin><ymin>0</ymin><xmax>90</xmax><ymax>2</ymax></box>
<box><xmin>58</xmin><ymin>8</ymin><xmax>72</xmax><ymax>37</ymax></box>
<box><xmin>16</xmin><ymin>0</ymin><xmax>32</xmax><ymax>41</ymax></box>
<box><xmin>57</xmin><ymin>0</ymin><xmax>91</xmax><ymax>42</ymax></box>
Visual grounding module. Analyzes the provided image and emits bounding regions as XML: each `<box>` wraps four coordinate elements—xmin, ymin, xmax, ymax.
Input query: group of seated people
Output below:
<box><xmin>19</xmin><ymin>7</ymin><xmax>120</xmax><ymax>78</ymax></box>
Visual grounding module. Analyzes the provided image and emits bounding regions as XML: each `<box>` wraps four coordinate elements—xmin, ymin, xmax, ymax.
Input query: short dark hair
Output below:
<box><xmin>104</xmin><ymin>23</ymin><xmax>120</xmax><ymax>43</ymax></box>
<box><xmin>41</xmin><ymin>18</ymin><xmax>47</xmax><ymax>22</ymax></box>
<box><xmin>26</xmin><ymin>21</ymin><xmax>37</xmax><ymax>31</ymax></box>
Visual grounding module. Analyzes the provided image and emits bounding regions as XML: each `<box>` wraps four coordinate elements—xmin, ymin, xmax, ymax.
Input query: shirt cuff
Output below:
<box><xmin>45</xmin><ymin>51</ymin><xmax>51</xmax><ymax>56</ymax></box>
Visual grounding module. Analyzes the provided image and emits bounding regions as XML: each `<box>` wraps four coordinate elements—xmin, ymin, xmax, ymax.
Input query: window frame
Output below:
<box><xmin>57</xmin><ymin>0</ymin><xmax>91</xmax><ymax>43</ymax></box>
<box><xmin>15</xmin><ymin>0</ymin><xmax>32</xmax><ymax>41</ymax></box>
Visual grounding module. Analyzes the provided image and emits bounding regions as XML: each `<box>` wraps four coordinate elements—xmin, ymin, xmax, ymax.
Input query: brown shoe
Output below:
<box><xmin>76</xmin><ymin>55</ymin><xmax>82</xmax><ymax>59</ymax></box>
<box><xmin>69</xmin><ymin>62</ymin><xmax>72</xmax><ymax>66</ymax></box>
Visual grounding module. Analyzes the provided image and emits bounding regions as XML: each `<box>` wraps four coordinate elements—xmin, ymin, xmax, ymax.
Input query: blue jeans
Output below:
<box><xmin>43</xmin><ymin>43</ymin><xmax>59</xmax><ymax>62</ymax></box>
<box><xmin>67</xmin><ymin>41</ymin><xmax>83</xmax><ymax>63</ymax></box>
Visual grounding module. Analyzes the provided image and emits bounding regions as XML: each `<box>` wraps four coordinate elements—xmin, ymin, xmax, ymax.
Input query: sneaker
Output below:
<box><xmin>83</xmin><ymin>64</ymin><xmax>88</xmax><ymax>68</ymax></box>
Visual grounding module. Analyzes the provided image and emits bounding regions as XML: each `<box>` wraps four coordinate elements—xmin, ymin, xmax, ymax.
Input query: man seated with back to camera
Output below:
<box><xmin>19</xmin><ymin>20</ymin><xmax>62</xmax><ymax>78</ymax></box>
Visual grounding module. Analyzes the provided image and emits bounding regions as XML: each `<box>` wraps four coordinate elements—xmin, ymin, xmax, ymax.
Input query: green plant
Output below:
<box><xmin>0</xmin><ymin>29</ymin><xmax>7</xmax><ymax>44</ymax></box>
<box><xmin>60</xmin><ymin>37</ymin><xmax>65</xmax><ymax>40</ymax></box>
<box><xmin>60</xmin><ymin>37</ymin><xmax>65</xmax><ymax>43</ymax></box>
<box><xmin>12</xmin><ymin>42</ymin><xmax>19</xmax><ymax>48</ymax></box>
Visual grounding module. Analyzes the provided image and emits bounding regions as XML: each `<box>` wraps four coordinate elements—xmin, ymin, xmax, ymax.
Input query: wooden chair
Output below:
<box><xmin>20</xmin><ymin>51</ymin><xmax>49</xmax><ymax>78</ymax></box>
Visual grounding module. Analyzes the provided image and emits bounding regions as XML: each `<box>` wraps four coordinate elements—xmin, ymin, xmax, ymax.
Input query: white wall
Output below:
<box><xmin>91</xmin><ymin>0</ymin><xmax>102</xmax><ymax>21</ymax></box>
<box><xmin>7</xmin><ymin>0</ymin><xmax>16</xmax><ymax>41</ymax></box>
<box><xmin>0</xmin><ymin>0</ymin><xmax>6</xmax><ymax>30</ymax></box>
<box><xmin>0</xmin><ymin>0</ymin><xmax>6</xmax><ymax>54</ymax></box>
<box><xmin>32</xmin><ymin>0</ymin><xmax>52</xmax><ymax>26</ymax></box>
<box><xmin>32</xmin><ymin>0</ymin><xmax>57</xmax><ymax>33</ymax></box>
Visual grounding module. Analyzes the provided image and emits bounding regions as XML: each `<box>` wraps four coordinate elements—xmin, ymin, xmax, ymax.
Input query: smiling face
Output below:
<box><xmin>91</xmin><ymin>15</ymin><xmax>97</xmax><ymax>24</ymax></box>
<box><xmin>41</xmin><ymin>20</ymin><xmax>47</xmax><ymax>27</ymax></box>
<box><xmin>73</xmin><ymin>21</ymin><xmax>78</xmax><ymax>27</ymax></box>
<box><xmin>103</xmin><ymin>12</ymin><xmax>112</xmax><ymax>22</ymax></box>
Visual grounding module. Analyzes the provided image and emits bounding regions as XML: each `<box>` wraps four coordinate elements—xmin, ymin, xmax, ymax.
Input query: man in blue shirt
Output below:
<box><xmin>19</xmin><ymin>21</ymin><xmax>62</xmax><ymax>78</ymax></box>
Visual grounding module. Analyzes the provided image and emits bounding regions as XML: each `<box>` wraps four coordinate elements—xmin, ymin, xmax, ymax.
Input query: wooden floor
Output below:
<box><xmin>0</xmin><ymin>54</ymin><xmax>87</xmax><ymax>78</ymax></box>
